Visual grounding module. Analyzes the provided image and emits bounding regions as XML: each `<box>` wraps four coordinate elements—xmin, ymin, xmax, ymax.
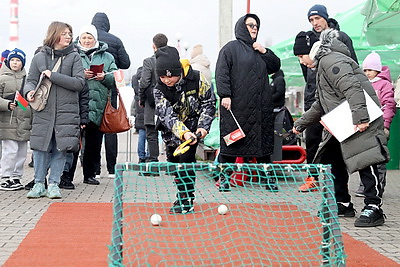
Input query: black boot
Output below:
<box><xmin>266</xmin><ymin>177</ymin><xmax>279</xmax><ymax>192</ymax></box>
<box><xmin>218</xmin><ymin>172</ymin><xmax>231</xmax><ymax>192</ymax></box>
<box><xmin>169</xmin><ymin>193</ymin><xmax>194</xmax><ymax>214</ymax></box>
<box><xmin>24</xmin><ymin>179</ymin><xmax>35</xmax><ymax>190</ymax></box>
<box><xmin>59</xmin><ymin>172</ymin><xmax>75</xmax><ymax>190</ymax></box>
<box><xmin>24</xmin><ymin>178</ymin><xmax>48</xmax><ymax>190</ymax></box>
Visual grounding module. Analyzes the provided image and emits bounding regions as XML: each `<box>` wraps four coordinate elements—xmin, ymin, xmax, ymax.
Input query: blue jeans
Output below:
<box><xmin>33</xmin><ymin>135</ymin><xmax>67</xmax><ymax>185</ymax></box>
<box><xmin>64</xmin><ymin>152</ymin><xmax>74</xmax><ymax>172</ymax></box>
<box><xmin>137</xmin><ymin>128</ymin><xmax>149</xmax><ymax>160</ymax></box>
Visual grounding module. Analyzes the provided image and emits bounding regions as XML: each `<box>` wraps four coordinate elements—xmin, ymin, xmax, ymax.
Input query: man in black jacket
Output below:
<box><xmin>139</xmin><ymin>33</ymin><xmax>168</xmax><ymax>165</ymax></box>
<box><xmin>91</xmin><ymin>12</ymin><xmax>130</xmax><ymax>177</ymax></box>
<box><xmin>295</xmin><ymin>4</ymin><xmax>358</xmax><ymax>192</ymax></box>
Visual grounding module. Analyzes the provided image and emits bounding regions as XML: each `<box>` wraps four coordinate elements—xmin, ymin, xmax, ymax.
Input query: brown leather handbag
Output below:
<box><xmin>99</xmin><ymin>90</ymin><xmax>132</xmax><ymax>133</ymax></box>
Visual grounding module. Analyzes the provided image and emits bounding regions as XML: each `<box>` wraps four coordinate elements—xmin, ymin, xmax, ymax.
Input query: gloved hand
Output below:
<box><xmin>384</xmin><ymin>128</ymin><xmax>390</xmax><ymax>138</ymax></box>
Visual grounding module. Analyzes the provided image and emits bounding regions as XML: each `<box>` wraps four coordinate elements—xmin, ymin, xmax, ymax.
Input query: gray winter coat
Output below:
<box><xmin>23</xmin><ymin>44</ymin><xmax>85</xmax><ymax>152</ymax></box>
<box><xmin>294</xmin><ymin>30</ymin><xmax>389</xmax><ymax>173</ymax></box>
<box><xmin>139</xmin><ymin>55</ymin><xmax>157</xmax><ymax>126</ymax></box>
<box><xmin>0</xmin><ymin>65</ymin><xmax>31</xmax><ymax>141</ymax></box>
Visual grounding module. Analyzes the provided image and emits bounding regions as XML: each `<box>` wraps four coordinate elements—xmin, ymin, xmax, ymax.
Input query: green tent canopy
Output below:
<box><xmin>271</xmin><ymin>1</ymin><xmax>400</xmax><ymax>88</ymax></box>
<box><xmin>361</xmin><ymin>0</ymin><xmax>400</xmax><ymax>45</ymax></box>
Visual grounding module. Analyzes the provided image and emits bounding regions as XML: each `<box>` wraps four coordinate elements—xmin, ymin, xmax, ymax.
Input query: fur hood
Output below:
<box><xmin>313</xmin><ymin>29</ymin><xmax>351</xmax><ymax>64</ymax></box>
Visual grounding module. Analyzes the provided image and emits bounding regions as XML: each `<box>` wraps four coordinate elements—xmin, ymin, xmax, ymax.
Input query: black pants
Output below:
<box><xmin>166</xmin><ymin>142</ymin><xmax>198</xmax><ymax>199</ymax></box>
<box><xmin>305</xmin><ymin>122</ymin><xmax>323</xmax><ymax>163</ymax></box>
<box><xmin>83</xmin><ymin>122</ymin><xmax>104</xmax><ymax>179</ymax></box>
<box><xmin>305</xmin><ymin>122</ymin><xmax>323</xmax><ymax>179</ymax></box>
<box><xmin>104</xmin><ymin>133</ymin><xmax>117</xmax><ymax>174</ymax></box>
<box><xmin>145</xmin><ymin>125</ymin><xmax>159</xmax><ymax>162</ymax></box>
<box><xmin>319</xmin><ymin>137</ymin><xmax>382</xmax><ymax>206</ymax></box>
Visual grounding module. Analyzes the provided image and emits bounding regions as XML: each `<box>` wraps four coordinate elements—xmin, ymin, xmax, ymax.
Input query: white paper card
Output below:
<box><xmin>320</xmin><ymin>91</ymin><xmax>383</xmax><ymax>142</ymax></box>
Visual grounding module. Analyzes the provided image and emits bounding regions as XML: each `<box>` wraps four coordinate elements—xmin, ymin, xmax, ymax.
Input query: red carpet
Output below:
<box><xmin>4</xmin><ymin>203</ymin><xmax>398</xmax><ymax>266</ymax></box>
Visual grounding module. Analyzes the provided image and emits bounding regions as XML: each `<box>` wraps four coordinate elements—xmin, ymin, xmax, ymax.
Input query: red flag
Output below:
<box><xmin>15</xmin><ymin>91</ymin><xmax>28</xmax><ymax>110</ymax></box>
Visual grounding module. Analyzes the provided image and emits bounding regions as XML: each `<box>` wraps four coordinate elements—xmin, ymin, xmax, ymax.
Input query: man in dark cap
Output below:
<box><xmin>294</xmin><ymin>4</ymin><xmax>359</xmax><ymax>192</ymax></box>
<box><xmin>153</xmin><ymin>46</ymin><xmax>216</xmax><ymax>214</ymax></box>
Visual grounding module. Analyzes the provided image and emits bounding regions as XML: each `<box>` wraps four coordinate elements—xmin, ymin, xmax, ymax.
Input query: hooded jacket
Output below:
<box><xmin>23</xmin><ymin>44</ymin><xmax>85</xmax><ymax>152</ymax></box>
<box><xmin>369</xmin><ymin>66</ymin><xmax>397</xmax><ymax>129</ymax></box>
<box><xmin>215</xmin><ymin>14</ymin><xmax>281</xmax><ymax>157</ymax></box>
<box><xmin>91</xmin><ymin>12</ymin><xmax>130</xmax><ymax>70</ymax></box>
<box><xmin>0</xmin><ymin>65</ymin><xmax>31</xmax><ymax>141</ymax></box>
<box><xmin>294</xmin><ymin>29</ymin><xmax>389</xmax><ymax>173</ymax></box>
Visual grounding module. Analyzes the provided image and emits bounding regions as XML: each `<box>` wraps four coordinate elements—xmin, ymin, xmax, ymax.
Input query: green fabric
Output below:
<box><xmin>78</xmin><ymin>41</ymin><xmax>118</xmax><ymax>126</ymax></box>
<box><xmin>203</xmin><ymin>117</ymin><xmax>220</xmax><ymax>149</ymax></box>
<box><xmin>270</xmin><ymin>1</ymin><xmax>400</xmax><ymax>88</ymax></box>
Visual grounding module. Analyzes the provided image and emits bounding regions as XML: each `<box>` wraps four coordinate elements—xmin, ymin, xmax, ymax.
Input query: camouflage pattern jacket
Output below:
<box><xmin>153</xmin><ymin>59</ymin><xmax>216</xmax><ymax>147</ymax></box>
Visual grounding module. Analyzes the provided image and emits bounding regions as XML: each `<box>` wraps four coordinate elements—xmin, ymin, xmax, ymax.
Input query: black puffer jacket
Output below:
<box><xmin>215</xmin><ymin>14</ymin><xmax>281</xmax><ymax>157</ymax></box>
<box><xmin>91</xmin><ymin>12</ymin><xmax>130</xmax><ymax>70</ymax></box>
<box><xmin>270</xmin><ymin>69</ymin><xmax>286</xmax><ymax>108</ymax></box>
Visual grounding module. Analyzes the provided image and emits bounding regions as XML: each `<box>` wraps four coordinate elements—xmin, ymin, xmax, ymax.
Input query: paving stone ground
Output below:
<box><xmin>0</xmin><ymin>130</ymin><xmax>399</xmax><ymax>265</ymax></box>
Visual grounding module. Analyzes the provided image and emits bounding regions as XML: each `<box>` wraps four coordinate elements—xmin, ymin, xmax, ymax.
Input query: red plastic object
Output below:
<box><xmin>273</xmin><ymin>145</ymin><xmax>306</xmax><ymax>164</ymax></box>
<box><xmin>230</xmin><ymin>157</ymin><xmax>257</xmax><ymax>187</ymax></box>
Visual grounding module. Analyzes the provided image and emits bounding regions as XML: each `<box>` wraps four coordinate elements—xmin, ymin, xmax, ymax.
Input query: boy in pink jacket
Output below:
<box><xmin>356</xmin><ymin>52</ymin><xmax>396</xmax><ymax>197</ymax></box>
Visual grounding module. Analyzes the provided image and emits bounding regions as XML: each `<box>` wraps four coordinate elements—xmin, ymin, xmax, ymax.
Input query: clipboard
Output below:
<box><xmin>320</xmin><ymin>90</ymin><xmax>383</xmax><ymax>142</ymax></box>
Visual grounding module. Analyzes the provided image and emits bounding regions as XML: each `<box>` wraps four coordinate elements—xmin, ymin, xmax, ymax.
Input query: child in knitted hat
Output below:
<box><xmin>154</xmin><ymin>45</ymin><xmax>216</xmax><ymax>214</ymax></box>
<box><xmin>355</xmin><ymin>52</ymin><xmax>397</xmax><ymax>197</ymax></box>
<box><xmin>0</xmin><ymin>47</ymin><xmax>30</xmax><ymax>191</ymax></box>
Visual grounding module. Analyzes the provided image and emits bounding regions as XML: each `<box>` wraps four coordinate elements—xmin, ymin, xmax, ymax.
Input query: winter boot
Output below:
<box><xmin>169</xmin><ymin>193</ymin><xmax>194</xmax><ymax>214</ymax></box>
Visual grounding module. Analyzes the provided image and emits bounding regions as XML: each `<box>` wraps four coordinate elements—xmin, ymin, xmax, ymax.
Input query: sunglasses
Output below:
<box><xmin>246</xmin><ymin>23</ymin><xmax>258</xmax><ymax>30</ymax></box>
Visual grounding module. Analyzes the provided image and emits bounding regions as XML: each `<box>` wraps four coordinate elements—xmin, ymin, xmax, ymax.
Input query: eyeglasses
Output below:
<box><xmin>246</xmin><ymin>23</ymin><xmax>258</xmax><ymax>30</ymax></box>
<box><xmin>61</xmin><ymin>32</ymin><xmax>73</xmax><ymax>38</ymax></box>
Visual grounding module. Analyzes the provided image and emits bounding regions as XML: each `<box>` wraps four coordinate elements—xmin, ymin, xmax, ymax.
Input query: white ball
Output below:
<box><xmin>150</xmin><ymin>214</ymin><xmax>162</xmax><ymax>226</ymax></box>
<box><xmin>218</xmin><ymin>204</ymin><xmax>229</xmax><ymax>215</ymax></box>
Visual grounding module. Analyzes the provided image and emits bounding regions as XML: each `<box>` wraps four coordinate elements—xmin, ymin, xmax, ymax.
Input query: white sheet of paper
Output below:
<box><xmin>320</xmin><ymin>91</ymin><xmax>383</xmax><ymax>142</ymax></box>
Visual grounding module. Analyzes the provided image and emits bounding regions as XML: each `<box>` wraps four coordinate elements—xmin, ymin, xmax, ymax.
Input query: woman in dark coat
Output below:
<box><xmin>215</xmin><ymin>13</ymin><xmax>280</xmax><ymax>191</ymax></box>
<box><xmin>25</xmin><ymin>21</ymin><xmax>85</xmax><ymax>199</ymax></box>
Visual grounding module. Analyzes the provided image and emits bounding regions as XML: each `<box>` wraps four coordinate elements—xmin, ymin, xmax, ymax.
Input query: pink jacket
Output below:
<box><xmin>371</xmin><ymin>66</ymin><xmax>397</xmax><ymax>129</ymax></box>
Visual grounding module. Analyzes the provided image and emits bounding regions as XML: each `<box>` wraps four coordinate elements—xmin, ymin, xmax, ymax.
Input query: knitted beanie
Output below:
<box><xmin>0</xmin><ymin>49</ymin><xmax>10</xmax><ymax>65</ymax></box>
<box><xmin>79</xmin><ymin>24</ymin><xmax>98</xmax><ymax>41</ymax></box>
<box><xmin>155</xmin><ymin>46</ymin><xmax>181</xmax><ymax>77</ymax></box>
<box><xmin>7</xmin><ymin>48</ymin><xmax>26</xmax><ymax>68</ymax></box>
<box><xmin>308</xmin><ymin>4</ymin><xmax>329</xmax><ymax>22</ymax></box>
<box><xmin>362</xmin><ymin>52</ymin><xmax>382</xmax><ymax>72</ymax></box>
<box><xmin>293</xmin><ymin>31</ymin><xmax>318</xmax><ymax>55</ymax></box>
